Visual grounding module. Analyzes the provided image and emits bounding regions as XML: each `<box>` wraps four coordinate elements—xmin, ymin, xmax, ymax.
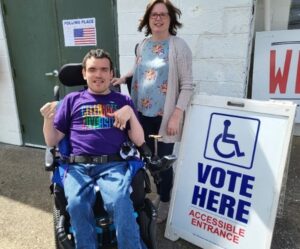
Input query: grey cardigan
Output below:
<box><xmin>136</xmin><ymin>36</ymin><xmax>194</xmax><ymax>143</ymax></box>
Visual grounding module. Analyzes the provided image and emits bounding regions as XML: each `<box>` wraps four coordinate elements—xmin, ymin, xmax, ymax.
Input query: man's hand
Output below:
<box><xmin>167</xmin><ymin>108</ymin><xmax>183</xmax><ymax>136</ymax></box>
<box><xmin>40</xmin><ymin>101</ymin><xmax>58</xmax><ymax>119</ymax></box>
<box><xmin>108</xmin><ymin>104</ymin><xmax>145</xmax><ymax>146</ymax></box>
<box><xmin>107</xmin><ymin>105</ymin><xmax>133</xmax><ymax>130</ymax></box>
<box><xmin>40</xmin><ymin>101</ymin><xmax>63</xmax><ymax>146</ymax></box>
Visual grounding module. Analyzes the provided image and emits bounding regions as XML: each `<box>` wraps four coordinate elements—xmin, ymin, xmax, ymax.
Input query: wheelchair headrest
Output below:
<box><xmin>58</xmin><ymin>62</ymin><xmax>121</xmax><ymax>92</ymax></box>
<box><xmin>58</xmin><ymin>63</ymin><xmax>87</xmax><ymax>86</ymax></box>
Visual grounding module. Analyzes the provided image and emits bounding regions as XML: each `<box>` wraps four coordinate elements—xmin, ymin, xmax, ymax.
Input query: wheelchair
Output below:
<box><xmin>44</xmin><ymin>63</ymin><xmax>176</xmax><ymax>249</ymax></box>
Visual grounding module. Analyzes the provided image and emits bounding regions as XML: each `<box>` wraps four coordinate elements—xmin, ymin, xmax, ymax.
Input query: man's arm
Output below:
<box><xmin>40</xmin><ymin>102</ymin><xmax>65</xmax><ymax>146</ymax></box>
<box><xmin>127</xmin><ymin>107</ymin><xmax>144</xmax><ymax>146</ymax></box>
<box><xmin>108</xmin><ymin>105</ymin><xmax>144</xmax><ymax>146</ymax></box>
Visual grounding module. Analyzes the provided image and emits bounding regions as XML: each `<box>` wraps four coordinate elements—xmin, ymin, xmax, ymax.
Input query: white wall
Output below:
<box><xmin>117</xmin><ymin>0</ymin><xmax>255</xmax><ymax>98</ymax></box>
<box><xmin>255</xmin><ymin>0</ymin><xmax>292</xmax><ymax>31</ymax></box>
<box><xmin>0</xmin><ymin>6</ymin><xmax>22</xmax><ymax>145</ymax></box>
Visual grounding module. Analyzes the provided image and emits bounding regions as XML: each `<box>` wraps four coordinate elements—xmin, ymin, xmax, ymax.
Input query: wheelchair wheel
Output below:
<box><xmin>137</xmin><ymin>198</ymin><xmax>158</xmax><ymax>249</ymax></box>
<box><xmin>53</xmin><ymin>205</ymin><xmax>75</xmax><ymax>249</ymax></box>
<box><xmin>53</xmin><ymin>205</ymin><xmax>63</xmax><ymax>249</ymax></box>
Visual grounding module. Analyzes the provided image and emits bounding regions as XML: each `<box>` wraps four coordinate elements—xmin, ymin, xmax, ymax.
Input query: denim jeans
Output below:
<box><xmin>63</xmin><ymin>161</ymin><xmax>147</xmax><ymax>249</ymax></box>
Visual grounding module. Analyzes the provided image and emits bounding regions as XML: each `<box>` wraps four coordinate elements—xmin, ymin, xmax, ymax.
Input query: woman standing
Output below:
<box><xmin>112</xmin><ymin>0</ymin><xmax>194</xmax><ymax>223</ymax></box>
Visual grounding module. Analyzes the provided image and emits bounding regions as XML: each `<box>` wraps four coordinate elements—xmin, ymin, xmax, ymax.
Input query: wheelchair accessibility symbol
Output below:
<box><xmin>204</xmin><ymin>113</ymin><xmax>260</xmax><ymax>169</ymax></box>
<box><xmin>214</xmin><ymin>120</ymin><xmax>245</xmax><ymax>159</ymax></box>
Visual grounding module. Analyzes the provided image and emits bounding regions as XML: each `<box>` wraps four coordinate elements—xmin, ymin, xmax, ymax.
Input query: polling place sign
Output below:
<box><xmin>165</xmin><ymin>94</ymin><xmax>296</xmax><ymax>249</ymax></box>
<box><xmin>252</xmin><ymin>30</ymin><xmax>300</xmax><ymax>123</ymax></box>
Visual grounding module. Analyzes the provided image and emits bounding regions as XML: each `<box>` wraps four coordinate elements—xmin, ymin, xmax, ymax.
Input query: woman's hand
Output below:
<box><xmin>167</xmin><ymin>108</ymin><xmax>183</xmax><ymax>136</ymax></box>
<box><xmin>111</xmin><ymin>76</ymin><xmax>127</xmax><ymax>86</ymax></box>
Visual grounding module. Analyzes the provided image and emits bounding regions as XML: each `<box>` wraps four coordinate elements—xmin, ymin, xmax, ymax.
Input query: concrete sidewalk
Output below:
<box><xmin>0</xmin><ymin>136</ymin><xmax>299</xmax><ymax>249</ymax></box>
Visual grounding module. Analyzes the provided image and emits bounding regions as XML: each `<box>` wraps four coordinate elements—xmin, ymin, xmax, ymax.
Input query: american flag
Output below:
<box><xmin>74</xmin><ymin>28</ymin><xmax>96</xmax><ymax>45</ymax></box>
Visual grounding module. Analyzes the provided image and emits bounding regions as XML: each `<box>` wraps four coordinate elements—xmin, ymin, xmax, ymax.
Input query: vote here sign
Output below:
<box><xmin>165</xmin><ymin>94</ymin><xmax>296</xmax><ymax>249</ymax></box>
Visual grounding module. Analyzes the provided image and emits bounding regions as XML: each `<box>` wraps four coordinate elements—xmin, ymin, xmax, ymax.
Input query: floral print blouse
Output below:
<box><xmin>131</xmin><ymin>38</ymin><xmax>169</xmax><ymax>117</ymax></box>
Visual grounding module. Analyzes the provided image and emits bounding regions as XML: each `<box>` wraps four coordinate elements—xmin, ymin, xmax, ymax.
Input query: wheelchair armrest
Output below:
<box><xmin>160</xmin><ymin>154</ymin><xmax>177</xmax><ymax>169</ymax></box>
<box><xmin>45</xmin><ymin>146</ymin><xmax>56</xmax><ymax>171</ymax></box>
<box><xmin>145</xmin><ymin>154</ymin><xmax>176</xmax><ymax>185</ymax></box>
<box><xmin>146</xmin><ymin>155</ymin><xmax>177</xmax><ymax>174</ymax></box>
<box><xmin>137</xmin><ymin>142</ymin><xmax>177</xmax><ymax>174</ymax></box>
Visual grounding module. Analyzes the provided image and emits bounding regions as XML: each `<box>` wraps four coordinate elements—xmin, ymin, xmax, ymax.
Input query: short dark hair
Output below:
<box><xmin>138</xmin><ymin>0</ymin><xmax>182</xmax><ymax>36</ymax></box>
<box><xmin>82</xmin><ymin>49</ymin><xmax>113</xmax><ymax>70</ymax></box>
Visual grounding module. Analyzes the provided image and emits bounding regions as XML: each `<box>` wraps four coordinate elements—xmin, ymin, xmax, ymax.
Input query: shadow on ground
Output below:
<box><xmin>0</xmin><ymin>144</ymin><xmax>52</xmax><ymax>213</ymax></box>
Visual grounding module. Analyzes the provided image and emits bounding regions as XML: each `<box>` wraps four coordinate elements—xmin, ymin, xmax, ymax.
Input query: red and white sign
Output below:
<box><xmin>252</xmin><ymin>30</ymin><xmax>300</xmax><ymax>123</ymax></box>
<box><xmin>165</xmin><ymin>94</ymin><xmax>296</xmax><ymax>249</ymax></box>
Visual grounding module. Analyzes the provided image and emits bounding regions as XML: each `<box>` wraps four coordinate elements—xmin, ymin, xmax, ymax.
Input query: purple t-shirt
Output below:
<box><xmin>54</xmin><ymin>90</ymin><xmax>135</xmax><ymax>156</ymax></box>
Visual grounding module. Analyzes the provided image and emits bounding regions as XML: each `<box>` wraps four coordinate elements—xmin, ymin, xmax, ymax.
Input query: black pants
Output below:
<box><xmin>139</xmin><ymin>113</ymin><xmax>174</xmax><ymax>202</ymax></box>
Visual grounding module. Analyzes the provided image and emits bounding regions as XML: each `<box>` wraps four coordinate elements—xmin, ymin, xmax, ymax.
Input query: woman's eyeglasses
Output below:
<box><xmin>150</xmin><ymin>12</ymin><xmax>169</xmax><ymax>19</ymax></box>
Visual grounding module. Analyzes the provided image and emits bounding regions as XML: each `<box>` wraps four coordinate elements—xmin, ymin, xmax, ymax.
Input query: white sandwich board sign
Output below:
<box><xmin>252</xmin><ymin>30</ymin><xmax>300</xmax><ymax>123</ymax></box>
<box><xmin>165</xmin><ymin>94</ymin><xmax>296</xmax><ymax>249</ymax></box>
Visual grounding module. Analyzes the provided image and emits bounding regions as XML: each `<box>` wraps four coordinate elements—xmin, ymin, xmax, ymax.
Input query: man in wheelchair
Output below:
<box><xmin>40</xmin><ymin>49</ymin><xmax>152</xmax><ymax>249</ymax></box>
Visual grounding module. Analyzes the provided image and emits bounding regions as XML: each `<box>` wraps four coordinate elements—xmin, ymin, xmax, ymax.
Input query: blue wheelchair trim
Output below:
<box><xmin>52</xmin><ymin>163</ymin><xmax>68</xmax><ymax>188</ymax></box>
<box><xmin>128</xmin><ymin>158</ymin><xmax>144</xmax><ymax>177</ymax></box>
<box><xmin>58</xmin><ymin>136</ymin><xmax>71</xmax><ymax>159</ymax></box>
<box><xmin>51</xmin><ymin>135</ymin><xmax>71</xmax><ymax>187</ymax></box>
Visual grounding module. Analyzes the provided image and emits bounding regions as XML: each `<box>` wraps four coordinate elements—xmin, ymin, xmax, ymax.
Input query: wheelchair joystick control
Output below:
<box><xmin>149</xmin><ymin>135</ymin><xmax>162</xmax><ymax>158</ymax></box>
<box><xmin>147</xmin><ymin>135</ymin><xmax>177</xmax><ymax>185</ymax></box>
